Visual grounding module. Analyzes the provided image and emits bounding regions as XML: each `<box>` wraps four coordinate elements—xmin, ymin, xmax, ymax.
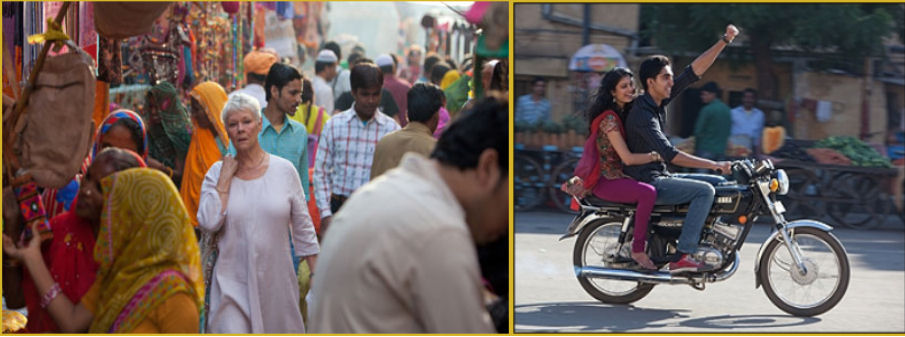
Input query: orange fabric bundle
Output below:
<box><xmin>307</xmin><ymin>167</ymin><xmax>321</xmax><ymax>234</ymax></box>
<box><xmin>93</xmin><ymin>81</ymin><xmax>109</xmax><ymax>128</ymax></box>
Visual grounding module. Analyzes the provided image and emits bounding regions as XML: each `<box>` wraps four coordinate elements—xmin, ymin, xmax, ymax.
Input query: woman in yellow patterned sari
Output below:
<box><xmin>2</xmin><ymin>168</ymin><xmax>202</xmax><ymax>333</ymax></box>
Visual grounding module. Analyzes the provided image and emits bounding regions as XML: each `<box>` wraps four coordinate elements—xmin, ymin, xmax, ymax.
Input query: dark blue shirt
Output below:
<box><xmin>624</xmin><ymin>65</ymin><xmax>700</xmax><ymax>183</ymax></box>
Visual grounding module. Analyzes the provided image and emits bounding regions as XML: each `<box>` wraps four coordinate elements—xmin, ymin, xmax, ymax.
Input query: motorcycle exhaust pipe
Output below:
<box><xmin>576</xmin><ymin>266</ymin><xmax>691</xmax><ymax>285</ymax></box>
<box><xmin>576</xmin><ymin>254</ymin><xmax>740</xmax><ymax>285</ymax></box>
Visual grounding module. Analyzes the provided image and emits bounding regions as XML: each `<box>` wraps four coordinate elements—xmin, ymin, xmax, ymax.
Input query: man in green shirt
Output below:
<box><xmin>693</xmin><ymin>81</ymin><xmax>731</xmax><ymax>161</ymax></box>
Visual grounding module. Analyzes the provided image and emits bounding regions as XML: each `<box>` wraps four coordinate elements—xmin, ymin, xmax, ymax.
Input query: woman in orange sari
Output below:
<box><xmin>181</xmin><ymin>81</ymin><xmax>230</xmax><ymax>227</ymax></box>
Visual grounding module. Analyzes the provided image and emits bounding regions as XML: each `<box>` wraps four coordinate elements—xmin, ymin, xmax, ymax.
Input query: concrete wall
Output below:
<box><xmin>514</xmin><ymin>4</ymin><xmax>640</xmax><ymax>123</ymax></box>
<box><xmin>792</xmin><ymin>72</ymin><xmax>889</xmax><ymax>143</ymax></box>
<box><xmin>514</xmin><ymin>4</ymin><xmax>638</xmax><ymax>59</ymax></box>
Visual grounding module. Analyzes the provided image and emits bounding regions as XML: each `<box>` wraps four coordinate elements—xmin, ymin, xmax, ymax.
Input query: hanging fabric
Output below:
<box><xmin>97</xmin><ymin>37</ymin><xmax>122</xmax><ymax>85</ymax></box>
<box><xmin>93</xmin><ymin>80</ymin><xmax>110</xmax><ymax>128</ymax></box>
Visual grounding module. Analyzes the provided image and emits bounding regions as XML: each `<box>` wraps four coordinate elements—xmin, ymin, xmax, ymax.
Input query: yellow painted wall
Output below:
<box><xmin>793</xmin><ymin>72</ymin><xmax>889</xmax><ymax>143</ymax></box>
<box><xmin>514</xmin><ymin>4</ymin><xmax>640</xmax><ymax>123</ymax></box>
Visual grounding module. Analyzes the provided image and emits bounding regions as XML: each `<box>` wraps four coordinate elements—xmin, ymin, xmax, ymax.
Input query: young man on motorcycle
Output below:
<box><xmin>623</xmin><ymin>24</ymin><xmax>738</xmax><ymax>273</ymax></box>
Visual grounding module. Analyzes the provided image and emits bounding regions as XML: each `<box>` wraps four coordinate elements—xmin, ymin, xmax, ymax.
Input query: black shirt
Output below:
<box><xmin>623</xmin><ymin>65</ymin><xmax>700</xmax><ymax>183</ymax></box>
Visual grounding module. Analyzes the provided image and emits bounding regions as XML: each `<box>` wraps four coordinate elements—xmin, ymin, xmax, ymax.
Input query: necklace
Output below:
<box><xmin>236</xmin><ymin>152</ymin><xmax>268</xmax><ymax>179</ymax></box>
<box><xmin>251</xmin><ymin>152</ymin><xmax>268</xmax><ymax>168</ymax></box>
<box><xmin>240</xmin><ymin>152</ymin><xmax>268</xmax><ymax>170</ymax></box>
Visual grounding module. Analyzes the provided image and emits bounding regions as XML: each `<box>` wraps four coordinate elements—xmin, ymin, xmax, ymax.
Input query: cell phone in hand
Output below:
<box><xmin>13</xmin><ymin>181</ymin><xmax>52</xmax><ymax>243</ymax></box>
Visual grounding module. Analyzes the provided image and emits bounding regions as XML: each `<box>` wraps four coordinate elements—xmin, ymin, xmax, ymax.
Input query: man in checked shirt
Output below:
<box><xmin>314</xmin><ymin>62</ymin><xmax>401</xmax><ymax>238</ymax></box>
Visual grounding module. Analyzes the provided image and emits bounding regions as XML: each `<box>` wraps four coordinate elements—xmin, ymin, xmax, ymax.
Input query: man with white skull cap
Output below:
<box><xmin>314</xmin><ymin>49</ymin><xmax>338</xmax><ymax>114</ymax></box>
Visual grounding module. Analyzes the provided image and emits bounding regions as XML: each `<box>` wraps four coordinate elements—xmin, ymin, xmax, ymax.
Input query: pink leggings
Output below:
<box><xmin>592</xmin><ymin>178</ymin><xmax>657</xmax><ymax>253</ymax></box>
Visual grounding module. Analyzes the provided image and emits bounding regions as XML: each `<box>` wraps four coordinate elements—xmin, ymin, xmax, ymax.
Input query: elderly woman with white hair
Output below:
<box><xmin>197</xmin><ymin>93</ymin><xmax>319</xmax><ymax>333</ymax></box>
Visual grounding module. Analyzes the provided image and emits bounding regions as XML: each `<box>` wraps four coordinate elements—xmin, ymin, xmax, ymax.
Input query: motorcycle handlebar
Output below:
<box><xmin>729</xmin><ymin>159</ymin><xmax>774</xmax><ymax>179</ymax></box>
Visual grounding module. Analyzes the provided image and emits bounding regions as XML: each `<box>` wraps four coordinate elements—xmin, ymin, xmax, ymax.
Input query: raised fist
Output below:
<box><xmin>726</xmin><ymin>24</ymin><xmax>739</xmax><ymax>41</ymax></box>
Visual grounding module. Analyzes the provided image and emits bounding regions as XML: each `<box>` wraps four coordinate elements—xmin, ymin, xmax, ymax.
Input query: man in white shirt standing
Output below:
<box><xmin>313</xmin><ymin>62</ymin><xmax>400</xmax><ymax>238</ymax></box>
<box><xmin>230</xmin><ymin>50</ymin><xmax>277</xmax><ymax>108</ymax></box>
<box><xmin>314</xmin><ymin>50</ymin><xmax>338</xmax><ymax>114</ymax></box>
<box><xmin>729</xmin><ymin>88</ymin><xmax>765</xmax><ymax>154</ymax></box>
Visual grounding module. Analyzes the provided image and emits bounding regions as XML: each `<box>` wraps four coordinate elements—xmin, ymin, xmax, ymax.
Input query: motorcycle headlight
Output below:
<box><xmin>773</xmin><ymin>169</ymin><xmax>789</xmax><ymax>195</ymax></box>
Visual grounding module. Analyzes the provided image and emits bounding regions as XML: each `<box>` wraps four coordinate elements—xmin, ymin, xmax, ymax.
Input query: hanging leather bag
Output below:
<box><xmin>93</xmin><ymin>2</ymin><xmax>173</xmax><ymax>40</ymax></box>
<box><xmin>14</xmin><ymin>48</ymin><xmax>96</xmax><ymax>189</ymax></box>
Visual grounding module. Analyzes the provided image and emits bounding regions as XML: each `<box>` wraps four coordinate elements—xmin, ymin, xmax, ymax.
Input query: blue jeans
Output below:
<box><xmin>674</xmin><ymin>173</ymin><xmax>727</xmax><ymax>186</ymax></box>
<box><xmin>650</xmin><ymin>173</ymin><xmax>726</xmax><ymax>253</ymax></box>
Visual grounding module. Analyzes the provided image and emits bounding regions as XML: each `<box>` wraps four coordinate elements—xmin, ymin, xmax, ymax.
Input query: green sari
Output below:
<box><xmin>145</xmin><ymin>82</ymin><xmax>193</xmax><ymax>177</ymax></box>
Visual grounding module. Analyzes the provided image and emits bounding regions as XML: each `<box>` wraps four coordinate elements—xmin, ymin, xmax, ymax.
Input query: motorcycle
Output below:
<box><xmin>561</xmin><ymin>159</ymin><xmax>850</xmax><ymax>316</ymax></box>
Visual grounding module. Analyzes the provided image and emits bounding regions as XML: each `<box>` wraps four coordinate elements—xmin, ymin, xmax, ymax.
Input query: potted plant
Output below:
<box><xmin>541</xmin><ymin>120</ymin><xmax>565</xmax><ymax>147</ymax></box>
<box><xmin>515</xmin><ymin>120</ymin><xmax>533</xmax><ymax>146</ymax></box>
<box><xmin>561</xmin><ymin>114</ymin><xmax>588</xmax><ymax>148</ymax></box>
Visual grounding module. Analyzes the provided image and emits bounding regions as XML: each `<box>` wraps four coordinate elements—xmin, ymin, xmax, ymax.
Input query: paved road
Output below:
<box><xmin>514</xmin><ymin>211</ymin><xmax>905</xmax><ymax>333</ymax></box>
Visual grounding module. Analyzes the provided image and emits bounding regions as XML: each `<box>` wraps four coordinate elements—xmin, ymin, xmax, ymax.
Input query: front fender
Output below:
<box><xmin>753</xmin><ymin>219</ymin><xmax>834</xmax><ymax>288</ymax></box>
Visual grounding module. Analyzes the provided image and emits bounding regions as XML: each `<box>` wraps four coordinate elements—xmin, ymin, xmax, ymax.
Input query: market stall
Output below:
<box><xmin>766</xmin><ymin>137</ymin><xmax>901</xmax><ymax>229</ymax></box>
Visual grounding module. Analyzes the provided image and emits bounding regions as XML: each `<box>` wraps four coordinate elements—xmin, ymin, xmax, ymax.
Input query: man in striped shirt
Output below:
<box><xmin>314</xmin><ymin>63</ymin><xmax>400</xmax><ymax>237</ymax></box>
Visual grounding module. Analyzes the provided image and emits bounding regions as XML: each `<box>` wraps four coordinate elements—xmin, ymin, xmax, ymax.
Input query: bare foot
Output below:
<box><xmin>631</xmin><ymin>251</ymin><xmax>657</xmax><ymax>270</ymax></box>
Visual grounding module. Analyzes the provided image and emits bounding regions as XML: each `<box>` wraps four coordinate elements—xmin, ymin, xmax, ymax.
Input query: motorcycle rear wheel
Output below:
<box><xmin>758</xmin><ymin>227</ymin><xmax>850</xmax><ymax>316</ymax></box>
<box><xmin>573</xmin><ymin>219</ymin><xmax>655</xmax><ymax>304</ymax></box>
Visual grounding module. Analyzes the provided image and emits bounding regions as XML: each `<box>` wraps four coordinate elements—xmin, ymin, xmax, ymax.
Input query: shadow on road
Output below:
<box><xmin>514</xmin><ymin>301</ymin><xmax>690</xmax><ymax>332</ymax></box>
<box><xmin>515</xmin><ymin>302</ymin><xmax>824</xmax><ymax>332</ymax></box>
<box><xmin>515</xmin><ymin>211</ymin><xmax>573</xmax><ymax>235</ymax></box>
<box><xmin>678</xmin><ymin>314</ymin><xmax>821</xmax><ymax>330</ymax></box>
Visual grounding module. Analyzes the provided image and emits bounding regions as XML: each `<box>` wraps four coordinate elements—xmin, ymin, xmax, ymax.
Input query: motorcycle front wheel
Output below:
<box><xmin>573</xmin><ymin>218</ymin><xmax>654</xmax><ymax>304</ymax></box>
<box><xmin>758</xmin><ymin>227</ymin><xmax>850</xmax><ymax>316</ymax></box>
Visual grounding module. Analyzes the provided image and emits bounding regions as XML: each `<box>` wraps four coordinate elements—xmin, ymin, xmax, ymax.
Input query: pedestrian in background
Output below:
<box><xmin>693</xmin><ymin>81</ymin><xmax>732</xmax><ymax>162</ymax></box>
<box><xmin>729</xmin><ymin>88</ymin><xmax>765</xmax><ymax>154</ymax></box>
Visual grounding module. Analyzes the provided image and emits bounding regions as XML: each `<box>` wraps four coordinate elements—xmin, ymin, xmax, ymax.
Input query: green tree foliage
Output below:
<box><xmin>641</xmin><ymin>4</ymin><xmax>902</xmax><ymax>99</ymax></box>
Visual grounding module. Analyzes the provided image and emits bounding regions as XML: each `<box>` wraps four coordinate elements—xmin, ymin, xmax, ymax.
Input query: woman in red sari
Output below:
<box><xmin>564</xmin><ymin>67</ymin><xmax>662</xmax><ymax>270</ymax></box>
<box><xmin>14</xmin><ymin>148</ymin><xmax>145</xmax><ymax>332</ymax></box>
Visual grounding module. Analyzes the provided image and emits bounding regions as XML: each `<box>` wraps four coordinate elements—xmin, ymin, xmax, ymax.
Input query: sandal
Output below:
<box><xmin>631</xmin><ymin>251</ymin><xmax>657</xmax><ymax>270</ymax></box>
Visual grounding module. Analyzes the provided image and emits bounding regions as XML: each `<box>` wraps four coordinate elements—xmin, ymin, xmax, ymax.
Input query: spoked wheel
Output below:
<box><xmin>573</xmin><ymin>219</ymin><xmax>654</xmax><ymax>304</ymax></box>
<box><xmin>515</xmin><ymin>156</ymin><xmax>546</xmax><ymax>211</ymax></box>
<box><xmin>758</xmin><ymin>227</ymin><xmax>850</xmax><ymax>316</ymax></box>
<box><xmin>549</xmin><ymin>158</ymin><xmax>580</xmax><ymax>214</ymax></box>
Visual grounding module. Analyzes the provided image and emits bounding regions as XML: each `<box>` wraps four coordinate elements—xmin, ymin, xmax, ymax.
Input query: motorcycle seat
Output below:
<box><xmin>582</xmin><ymin>195</ymin><xmax>688</xmax><ymax>213</ymax></box>
<box><xmin>582</xmin><ymin>195</ymin><xmax>634</xmax><ymax>208</ymax></box>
